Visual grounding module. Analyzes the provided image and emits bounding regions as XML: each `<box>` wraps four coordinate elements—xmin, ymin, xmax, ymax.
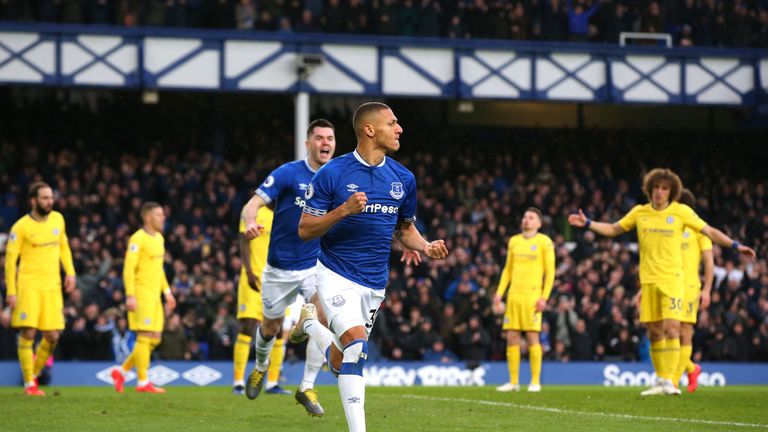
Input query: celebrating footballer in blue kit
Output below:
<box><xmin>240</xmin><ymin>119</ymin><xmax>336</xmax><ymax>416</ymax></box>
<box><xmin>291</xmin><ymin>102</ymin><xmax>449</xmax><ymax>432</ymax></box>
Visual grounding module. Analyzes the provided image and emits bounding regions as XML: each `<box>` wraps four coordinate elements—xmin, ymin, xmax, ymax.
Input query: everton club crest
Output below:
<box><xmin>390</xmin><ymin>182</ymin><xmax>404</xmax><ymax>200</ymax></box>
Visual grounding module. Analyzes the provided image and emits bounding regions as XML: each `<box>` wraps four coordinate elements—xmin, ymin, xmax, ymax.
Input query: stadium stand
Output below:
<box><xmin>0</xmin><ymin>0</ymin><xmax>766</xmax><ymax>47</ymax></box>
<box><xmin>1</xmin><ymin>89</ymin><xmax>765</xmax><ymax>366</ymax></box>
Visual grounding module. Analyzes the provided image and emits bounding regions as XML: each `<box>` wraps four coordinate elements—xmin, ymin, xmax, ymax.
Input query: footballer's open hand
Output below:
<box><xmin>736</xmin><ymin>244</ymin><xmax>757</xmax><ymax>260</ymax></box>
<box><xmin>567</xmin><ymin>209</ymin><xmax>588</xmax><ymax>228</ymax></box>
<box><xmin>401</xmin><ymin>248</ymin><xmax>422</xmax><ymax>266</ymax></box>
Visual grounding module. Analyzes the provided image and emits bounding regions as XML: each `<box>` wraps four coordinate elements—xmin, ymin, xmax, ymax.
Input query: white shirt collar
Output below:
<box><xmin>353</xmin><ymin>149</ymin><xmax>386</xmax><ymax>167</ymax></box>
<box><xmin>304</xmin><ymin>158</ymin><xmax>317</xmax><ymax>173</ymax></box>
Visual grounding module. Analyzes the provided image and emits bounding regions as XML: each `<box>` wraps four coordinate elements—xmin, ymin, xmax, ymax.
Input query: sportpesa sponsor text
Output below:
<box><xmin>295</xmin><ymin>196</ymin><xmax>400</xmax><ymax>215</ymax></box>
<box><xmin>602</xmin><ymin>364</ymin><xmax>726</xmax><ymax>387</ymax></box>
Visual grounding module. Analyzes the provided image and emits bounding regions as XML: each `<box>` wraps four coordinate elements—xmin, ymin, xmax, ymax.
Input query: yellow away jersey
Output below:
<box><xmin>239</xmin><ymin>206</ymin><xmax>273</xmax><ymax>278</ymax></box>
<box><xmin>497</xmin><ymin>233</ymin><xmax>555</xmax><ymax>299</ymax></box>
<box><xmin>681</xmin><ymin>227</ymin><xmax>713</xmax><ymax>288</ymax></box>
<box><xmin>618</xmin><ymin>202</ymin><xmax>707</xmax><ymax>284</ymax></box>
<box><xmin>123</xmin><ymin>229</ymin><xmax>168</xmax><ymax>298</ymax></box>
<box><xmin>4</xmin><ymin>211</ymin><xmax>75</xmax><ymax>295</ymax></box>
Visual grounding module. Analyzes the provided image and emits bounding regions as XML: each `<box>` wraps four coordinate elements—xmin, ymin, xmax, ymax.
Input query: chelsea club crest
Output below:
<box><xmin>390</xmin><ymin>182</ymin><xmax>404</xmax><ymax>200</ymax></box>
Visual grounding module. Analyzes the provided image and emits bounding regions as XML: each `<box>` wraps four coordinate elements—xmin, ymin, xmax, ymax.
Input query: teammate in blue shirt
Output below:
<box><xmin>240</xmin><ymin>119</ymin><xmax>336</xmax><ymax>415</ymax></box>
<box><xmin>292</xmin><ymin>102</ymin><xmax>449</xmax><ymax>432</ymax></box>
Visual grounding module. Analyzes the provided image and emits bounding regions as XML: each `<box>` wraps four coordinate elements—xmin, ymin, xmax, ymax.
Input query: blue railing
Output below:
<box><xmin>1</xmin><ymin>22</ymin><xmax>766</xmax><ymax>106</ymax></box>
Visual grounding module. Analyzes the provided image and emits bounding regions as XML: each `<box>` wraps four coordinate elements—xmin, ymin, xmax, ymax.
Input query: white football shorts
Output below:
<box><xmin>315</xmin><ymin>260</ymin><xmax>385</xmax><ymax>339</ymax></box>
<box><xmin>261</xmin><ymin>263</ymin><xmax>317</xmax><ymax>320</ymax></box>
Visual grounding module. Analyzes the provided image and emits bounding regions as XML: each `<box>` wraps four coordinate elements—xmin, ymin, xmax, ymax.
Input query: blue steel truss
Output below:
<box><xmin>0</xmin><ymin>21</ymin><xmax>765</xmax><ymax>107</ymax></box>
<box><xmin>0</xmin><ymin>30</ymin><xmax>57</xmax><ymax>85</ymax></box>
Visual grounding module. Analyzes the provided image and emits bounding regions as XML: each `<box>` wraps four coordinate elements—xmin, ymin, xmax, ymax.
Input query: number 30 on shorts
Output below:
<box><xmin>364</xmin><ymin>308</ymin><xmax>380</xmax><ymax>329</ymax></box>
<box><xmin>668</xmin><ymin>298</ymin><xmax>683</xmax><ymax>311</ymax></box>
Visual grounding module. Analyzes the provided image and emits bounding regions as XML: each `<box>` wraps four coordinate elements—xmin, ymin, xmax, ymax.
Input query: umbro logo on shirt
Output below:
<box><xmin>299</xmin><ymin>183</ymin><xmax>308</xmax><ymax>191</ymax></box>
<box><xmin>346</xmin><ymin>183</ymin><xmax>359</xmax><ymax>192</ymax></box>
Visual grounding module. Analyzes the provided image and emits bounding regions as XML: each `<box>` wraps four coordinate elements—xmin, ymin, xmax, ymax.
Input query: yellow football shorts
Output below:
<box><xmin>237</xmin><ymin>269</ymin><xmax>264</xmax><ymax>321</ymax></box>
<box><xmin>128</xmin><ymin>294</ymin><xmax>164</xmax><ymax>332</ymax></box>
<box><xmin>681</xmin><ymin>284</ymin><xmax>701</xmax><ymax>324</ymax></box>
<box><xmin>640</xmin><ymin>280</ymin><xmax>684</xmax><ymax>323</ymax></box>
<box><xmin>12</xmin><ymin>287</ymin><xmax>64</xmax><ymax>331</ymax></box>
<box><xmin>503</xmin><ymin>295</ymin><xmax>542</xmax><ymax>331</ymax></box>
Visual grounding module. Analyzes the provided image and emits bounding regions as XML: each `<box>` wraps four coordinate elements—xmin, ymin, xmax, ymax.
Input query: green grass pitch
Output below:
<box><xmin>2</xmin><ymin>385</ymin><xmax>767</xmax><ymax>431</ymax></box>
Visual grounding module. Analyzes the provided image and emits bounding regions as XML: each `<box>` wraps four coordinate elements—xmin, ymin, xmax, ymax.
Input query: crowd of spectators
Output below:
<box><xmin>1</xmin><ymin>0</ymin><xmax>767</xmax><ymax>48</ymax></box>
<box><xmin>0</xmin><ymin>90</ymin><xmax>766</xmax><ymax>368</ymax></box>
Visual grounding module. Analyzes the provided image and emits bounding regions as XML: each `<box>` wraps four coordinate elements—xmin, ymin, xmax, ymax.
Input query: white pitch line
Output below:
<box><xmin>402</xmin><ymin>394</ymin><xmax>768</xmax><ymax>429</ymax></box>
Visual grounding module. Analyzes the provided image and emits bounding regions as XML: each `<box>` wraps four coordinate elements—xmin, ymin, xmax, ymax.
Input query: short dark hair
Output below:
<box><xmin>679</xmin><ymin>188</ymin><xmax>696</xmax><ymax>208</ymax></box>
<box><xmin>140</xmin><ymin>201</ymin><xmax>162</xmax><ymax>218</ymax></box>
<box><xmin>642</xmin><ymin>168</ymin><xmax>682</xmax><ymax>203</ymax></box>
<box><xmin>27</xmin><ymin>181</ymin><xmax>51</xmax><ymax>201</ymax></box>
<box><xmin>306</xmin><ymin>119</ymin><xmax>334</xmax><ymax>138</ymax></box>
<box><xmin>526</xmin><ymin>207</ymin><xmax>543</xmax><ymax>220</ymax></box>
<box><xmin>352</xmin><ymin>102</ymin><xmax>390</xmax><ymax>138</ymax></box>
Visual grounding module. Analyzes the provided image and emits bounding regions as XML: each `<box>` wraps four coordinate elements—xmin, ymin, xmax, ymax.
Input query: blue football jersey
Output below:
<box><xmin>303</xmin><ymin>150</ymin><xmax>417</xmax><ymax>289</ymax></box>
<box><xmin>255</xmin><ymin>159</ymin><xmax>320</xmax><ymax>270</ymax></box>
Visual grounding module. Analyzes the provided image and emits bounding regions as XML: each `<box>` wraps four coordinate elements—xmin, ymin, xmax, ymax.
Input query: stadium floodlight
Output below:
<box><xmin>619</xmin><ymin>32</ymin><xmax>672</xmax><ymax>48</ymax></box>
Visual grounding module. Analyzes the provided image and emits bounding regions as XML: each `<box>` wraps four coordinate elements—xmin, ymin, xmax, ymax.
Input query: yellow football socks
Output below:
<box><xmin>650</xmin><ymin>339</ymin><xmax>666</xmax><ymax>379</ymax></box>
<box><xmin>674</xmin><ymin>344</ymin><xmax>694</xmax><ymax>384</ymax></box>
<box><xmin>32</xmin><ymin>338</ymin><xmax>54</xmax><ymax>376</ymax></box>
<box><xmin>18</xmin><ymin>337</ymin><xmax>35</xmax><ymax>385</ymax></box>
<box><xmin>529</xmin><ymin>344</ymin><xmax>542</xmax><ymax>386</ymax></box>
<box><xmin>506</xmin><ymin>345</ymin><xmax>520</xmax><ymax>385</ymax></box>
<box><xmin>664</xmin><ymin>338</ymin><xmax>681</xmax><ymax>382</ymax></box>
<box><xmin>233</xmin><ymin>334</ymin><xmax>252</xmax><ymax>382</ymax></box>
<box><xmin>133</xmin><ymin>335</ymin><xmax>152</xmax><ymax>382</ymax></box>
<box><xmin>122</xmin><ymin>351</ymin><xmax>135</xmax><ymax>373</ymax></box>
<box><xmin>267</xmin><ymin>337</ymin><xmax>285</xmax><ymax>385</ymax></box>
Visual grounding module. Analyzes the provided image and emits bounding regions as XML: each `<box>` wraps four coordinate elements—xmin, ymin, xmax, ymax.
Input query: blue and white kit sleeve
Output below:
<box><xmin>255</xmin><ymin>166</ymin><xmax>286</xmax><ymax>204</ymax></box>
<box><xmin>399</xmin><ymin>174</ymin><xmax>417</xmax><ymax>224</ymax></box>
<box><xmin>303</xmin><ymin>167</ymin><xmax>334</xmax><ymax>217</ymax></box>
